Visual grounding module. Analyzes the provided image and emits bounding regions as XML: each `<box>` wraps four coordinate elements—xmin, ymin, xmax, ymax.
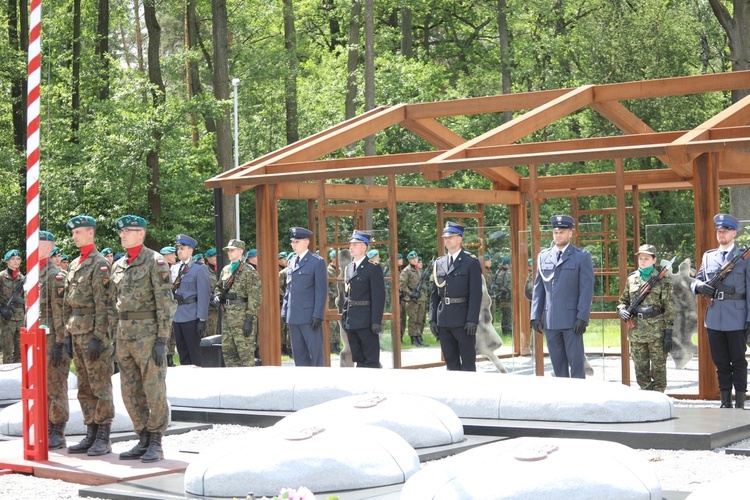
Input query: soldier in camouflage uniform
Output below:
<box><xmin>213</xmin><ymin>239</ymin><xmax>261</xmax><ymax>367</ymax></box>
<box><xmin>205</xmin><ymin>248</ymin><xmax>220</xmax><ymax>338</ymax></box>
<box><xmin>0</xmin><ymin>249</ymin><xmax>24</xmax><ymax>364</ymax></box>
<box><xmin>617</xmin><ymin>244</ymin><xmax>674</xmax><ymax>392</ymax></box>
<box><xmin>400</xmin><ymin>251</ymin><xmax>426</xmax><ymax>346</ymax></box>
<box><xmin>279</xmin><ymin>262</ymin><xmax>292</xmax><ymax>356</ymax></box>
<box><xmin>39</xmin><ymin>231</ymin><xmax>71</xmax><ymax>449</ymax></box>
<box><xmin>327</xmin><ymin>250</ymin><xmax>341</xmax><ymax>354</ymax></box>
<box><xmin>62</xmin><ymin>215</ymin><xmax>115</xmax><ymax>456</ymax></box>
<box><xmin>111</xmin><ymin>215</ymin><xmax>176</xmax><ymax>463</ymax></box>
<box><xmin>492</xmin><ymin>257</ymin><xmax>513</xmax><ymax>336</ymax></box>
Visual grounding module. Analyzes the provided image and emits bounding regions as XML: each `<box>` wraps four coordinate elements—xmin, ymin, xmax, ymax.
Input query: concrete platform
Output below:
<box><xmin>0</xmin><ymin>422</ymin><xmax>211</xmax><ymax>485</ymax></box>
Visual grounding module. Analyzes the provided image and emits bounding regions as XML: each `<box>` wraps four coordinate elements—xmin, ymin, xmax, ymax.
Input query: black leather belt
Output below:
<box><xmin>715</xmin><ymin>292</ymin><xmax>746</xmax><ymax>301</ymax></box>
<box><xmin>636</xmin><ymin>308</ymin><xmax>662</xmax><ymax>320</ymax></box>
<box><xmin>443</xmin><ymin>296</ymin><xmax>468</xmax><ymax>305</ymax></box>
<box><xmin>225</xmin><ymin>298</ymin><xmax>246</xmax><ymax>306</ymax></box>
<box><xmin>175</xmin><ymin>295</ymin><xmax>198</xmax><ymax>305</ymax></box>
<box><xmin>349</xmin><ymin>300</ymin><xmax>371</xmax><ymax>306</ymax></box>
<box><xmin>119</xmin><ymin>311</ymin><xmax>157</xmax><ymax>320</ymax></box>
<box><xmin>72</xmin><ymin>306</ymin><xmax>95</xmax><ymax>315</ymax></box>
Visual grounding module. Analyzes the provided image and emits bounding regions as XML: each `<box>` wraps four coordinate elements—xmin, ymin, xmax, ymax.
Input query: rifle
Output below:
<box><xmin>213</xmin><ymin>262</ymin><xmax>244</xmax><ymax>312</ymax></box>
<box><xmin>1</xmin><ymin>277</ymin><xmax>25</xmax><ymax>323</ymax></box>
<box><xmin>702</xmin><ymin>248</ymin><xmax>750</xmax><ymax>307</ymax></box>
<box><xmin>172</xmin><ymin>262</ymin><xmax>190</xmax><ymax>294</ymax></box>
<box><xmin>622</xmin><ymin>256</ymin><xmax>675</xmax><ymax>328</ymax></box>
<box><xmin>412</xmin><ymin>257</ymin><xmax>435</xmax><ymax>301</ymax></box>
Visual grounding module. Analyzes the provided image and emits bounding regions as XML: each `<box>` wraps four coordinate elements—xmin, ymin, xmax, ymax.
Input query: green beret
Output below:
<box><xmin>101</xmin><ymin>247</ymin><xmax>113</xmax><ymax>256</ymax></box>
<box><xmin>407</xmin><ymin>251</ymin><xmax>418</xmax><ymax>259</ymax></box>
<box><xmin>367</xmin><ymin>249</ymin><xmax>379</xmax><ymax>259</ymax></box>
<box><xmin>328</xmin><ymin>250</ymin><xmax>336</xmax><ymax>258</ymax></box>
<box><xmin>160</xmin><ymin>246</ymin><xmax>176</xmax><ymax>255</ymax></box>
<box><xmin>397</xmin><ymin>253</ymin><xmax>403</xmax><ymax>259</ymax></box>
<box><xmin>205</xmin><ymin>248</ymin><xmax>217</xmax><ymax>257</ymax></box>
<box><xmin>61</xmin><ymin>254</ymin><xmax>69</xmax><ymax>261</ymax></box>
<box><xmin>278</xmin><ymin>251</ymin><xmax>287</xmax><ymax>259</ymax></box>
<box><xmin>50</xmin><ymin>247</ymin><xmax>61</xmax><ymax>257</ymax></box>
<box><xmin>67</xmin><ymin>215</ymin><xmax>96</xmax><ymax>230</ymax></box>
<box><xmin>4</xmin><ymin>250</ymin><xmax>20</xmax><ymax>261</ymax></box>
<box><xmin>193</xmin><ymin>253</ymin><xmax>204</xmax><ymax>261</ymax></box>
<box><xmin>39</xmin><ymin>230</ymin><xmax>55</xmax><ymax>242</ymax></box>
<box><xmin>246</xmin><ymin>249</ymin><xmax>257</xmax><ymax>258</ymax></box>
<box><xmin>484</xmin><ymin>253</ymin><xmax>490</xmax><ymax>260</ymax></box>
<box><xmin>116</xmin><ymin>215</ymin><xmax>147</xmax><ymax>230</ymax></box>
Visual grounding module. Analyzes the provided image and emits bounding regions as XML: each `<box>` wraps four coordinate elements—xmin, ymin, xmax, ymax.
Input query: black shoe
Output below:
<box><xmin>48</xmin><ymin>422</ymin><xmax>67</xmax><ymax>450</ymax></box>
<box><xmin>120</xmin><ymin>430</ymin><xmax>150</xmax><ymax>460</ymax></box>
<box><xmin>141</xmin><ymin>432</ymin><xmax>164</xmax><ymax>463</ymax></box>
<box><xmin>87</xmin><ymin>423</ymin><xmax>112</xmax><ymax>456</ymax></box>
<box><xmin>67</xmin><ymin>424</ymin><xmax>98</xmax><ymax>454</ymax></box>
<box><xmin>720</xmin><ymin>390</ymin><xmax>733</xmax><ymax>408</ymax></box>
<box><xmin>736</xmin><ymin>392</ymin><xmax>746</xmax><ymax>409</ymax></box>
<box><xmin>167</xmin><ymin>356</ymin><xmax>175</xmax><ymax>367</ymax></box>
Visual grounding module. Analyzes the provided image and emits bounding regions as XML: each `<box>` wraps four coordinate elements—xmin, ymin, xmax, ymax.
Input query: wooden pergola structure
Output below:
<box><xmin>206</xmin><ymin>70</ymin><xmax>750</xmax><ymax>400</ymax></box>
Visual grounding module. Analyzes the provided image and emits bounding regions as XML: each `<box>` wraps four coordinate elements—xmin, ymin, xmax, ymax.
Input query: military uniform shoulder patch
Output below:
<box><xmin>162</xmin><ymin>271</ymin><xmax>170</xmax><ymax>284</ymax></box>
<box><xmin>157</xmin><ymin>259</ymin><xmax>166</xmax><ymax>266</ymax></box>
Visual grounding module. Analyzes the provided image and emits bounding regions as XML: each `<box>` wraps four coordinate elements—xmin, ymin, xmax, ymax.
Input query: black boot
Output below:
<box><xmin>736</xmin><ymin>392</ymin><xmax>746</xmax><ymax>409</ymax></box>
<box><xmin>87</xmin><ymin>423</ymin><xmax>112</xmax><ymax>456</ymax></box>
<box><xmin>167</xmin><ymin>355</ymin><xmax>175</xmax><ymax>367</ymax></box>
<box><xmin>141</xmin><ymin>432</ymin><xmax>164</xmax><ymax>463</ymax></box>
<box><xmin>67</xmin><ymin>424</ymin><xmax>99</xmax><ymax>454</ymax></box>
<box><xmin>48</xmin><ymin>422</ymin><xmax>67</xmax><ymax>450</ymax></box>
<box><xmin>119</xmin><ymin>430</ymin><xmax>150</xmax><ymax>460</ymax></box>
<box><xmin>418</xmin><ymin>336</ymin><xmax>426</xmax><ymax>346</ymax></box>
<box><xmin>720</xmin><ymin>390</ymin><xmax>733</xmax><ymax>408</ymax></box>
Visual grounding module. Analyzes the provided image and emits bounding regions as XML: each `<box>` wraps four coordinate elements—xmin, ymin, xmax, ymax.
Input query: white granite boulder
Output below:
<box><xmin>401</xmin><ymin>437</ymin><xmax>661</xmax><ymax>499</ymax></box>
<box><xmin>0</xmin><ymin>373</ymin><xmax>169</xmax><ymax>436</ymax></box>
<box><xmin>0</xmin><ymin>363</ymin><xmax>77</xmax><ymax>400</ymax></box>
<box><xmin>166</xmin><ymin>366</ymin><xmax>675</xmax><ymax>423</ymax></box>
<box><xmin>184</xmin><ymin>424</ymin><xmax>420</xmax><ymax>497</ymax></box>
<box><xmin>273</xmin><ymin>394</ymin><xmax>463</xmax><ymax>448</ymax></box>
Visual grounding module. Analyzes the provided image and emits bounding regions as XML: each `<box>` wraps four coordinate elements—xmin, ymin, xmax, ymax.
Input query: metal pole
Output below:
<box><xmin>232</xmin><ymin>78</ymin><xmax>240</xmax><ymax>239</ymax></box>
<box><xmin>214</xmin><ymin>188</ymin><xmax>224</xmax><ymax>334</ymax></box>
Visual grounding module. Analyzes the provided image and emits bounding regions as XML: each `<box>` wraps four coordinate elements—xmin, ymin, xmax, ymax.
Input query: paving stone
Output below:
<box><xmin>401</xmin><ymin>437</ymin><xmax>662</xmax><ymax>499</ymax></box>
<box><xmin>183</xmin><ymin>423</ymin><xmax>419</xmax><ymax>497</ymax></box>
<box><xmin>273</xmin><ymin>394</ymin><xmax>463</xmax><ymax>449</ymax></box>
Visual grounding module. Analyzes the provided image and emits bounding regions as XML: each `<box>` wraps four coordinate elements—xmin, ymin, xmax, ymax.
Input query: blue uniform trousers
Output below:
<box><xmin>174</xmin><ymin>319</ymin><xmax>202</xmax><ymax>366</ymax></box>
<box><xmin>289</xmin><ymin>323</ymin><xmax>324</xmax><ymax>367</ymax></box>
<box><xmin>545</xmin><ymin>328</ymin><xmax>585</xmax><ymax>379</ymax></box>
<box><xmin>347</xmin><ymin>327</ymin><xmax>381</xmax><ymax>368</ymax></box>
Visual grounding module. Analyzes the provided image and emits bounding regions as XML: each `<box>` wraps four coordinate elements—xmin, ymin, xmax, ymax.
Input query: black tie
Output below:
<box><xmin>178</xmin><ymin>263</ymin><xmax>186</xmax><ymax>275</ymax></box>
<box><xmin>449</xmin><ymin>256</ymin><xmax>454</xmax><ymax>269</ymax></box>
<box><xmin>557</xmin><ymin>250</ymin><xmax>562</xmax><ymax>262</ymax></box>
<box><xmin>721</xmin><ymin>251</ymin><xmax>728</xmax><ymax>265</ymax></box>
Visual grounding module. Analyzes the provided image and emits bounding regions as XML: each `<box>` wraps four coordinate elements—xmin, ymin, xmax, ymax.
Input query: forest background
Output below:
<box><xmin>0</xmin><ymin>0</ymin><xmax>748</xmax><ymax>265</ymax></box>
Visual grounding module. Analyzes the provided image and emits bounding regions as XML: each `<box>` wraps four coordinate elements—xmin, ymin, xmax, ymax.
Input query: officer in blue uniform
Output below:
<box><xmin>429</xmin><ymin>222</ymin><xmax>483</xmax><ymax>371</ymax></box>
<box><xmin>531</xmin><ymin>215</ymin><xmax>595</xmax><ymax>379</ymax></box>
<box><xmin>172</xmin><ymin>234</ymin><xmax>211</xmax><ymax>366</ymax></box>
<box><xmin>692</xmin><ymin>213</ymin><xmax>750</xmax><ymax>408</ymax></box>
<box><xmin>342</xmin><ymin>231</ymin><xmax>386</xmax><ymax>368</ymax></box>
<box><xmin>282</xmin><ymin>227</ymin><xmax>328</xmax><ymax>366</ymax></box>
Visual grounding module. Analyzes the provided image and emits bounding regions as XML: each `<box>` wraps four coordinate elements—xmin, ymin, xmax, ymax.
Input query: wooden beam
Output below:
<box><xmin>275</xmin><ymin>182</ymin><xmax>521</xmax><ymax>205</ymax></box>
<box><xmin>405</xmin><ymin>89</ymin><xmax>570</xmax><ymax>119</ymax></box>
<box><xmin>400</xmin><ymin>118</ymin><xmax>465</xmax><ymax>149</ymax></box>
<box><xmin>666</xmin><ymin>92</ymin><xmax>750</xmax><ymax>172</ymax></box>
<box><xmin>421</xmin><ymin>85</ymin><xmax>595</xmax><ymax>183</ymax></box>
<box><xmin>256</xmin><ymin>184</ymin><xmax>281</xmax><ymax>366</ymax></box>
<box><xmin>614</xmin><ymin>158</ymin><xmax>630</xmax><ymax>386</ymax></box>
<box><xmin>593</xmin><ymin>70</ymin><xmax>750</xmax><ymax>102</ymax></box>
<box><xmin>719</xmin><ymin>151</ymin><xmax>750</xmax><ymax>172</ymax></box>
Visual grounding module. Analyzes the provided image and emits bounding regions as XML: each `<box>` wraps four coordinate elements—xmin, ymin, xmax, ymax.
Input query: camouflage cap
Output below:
<box><xmin>223</xmin><ymin>239</ymin><xmax>245</xmax><ymax>251</ymax></box>
<box><xmin>116</xmin><ymin>215</ymin><xmax>147</xmax><ymax>230</ymax></box>
<box><xmin>635</xmin><ymin>244</ymin><xmax>657</xmax><ymax>256</ymax></box>
<box><xmin>205</xmin><ymin>248</ymin><xmax>217</xmax><ymax>258</ymax></box>
<box><xmin>4</xmin><ymin>249</ymin><xmax>20</xmax><ymax>261</ymax></box>
<box><xmin>39</xmin><ymin>230</ymin><xmax>55</xmax><ymax>242</ymax></box>
<box><xmin>67</xmin><ymin>215</ymin><xmax>96</xmax><ymax>230</ymax></box>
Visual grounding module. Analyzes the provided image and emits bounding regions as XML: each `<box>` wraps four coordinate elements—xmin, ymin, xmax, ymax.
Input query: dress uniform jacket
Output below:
<box><xmin>430</xmin><ymin>250</ymin><xmax>482</xmax><ymax>328</ymax></box>
<box><xmin>173</xmin><ymin>261</ymin><xmax>210</xmax><ymax>323</ymax></box>
<box><xmin>342</xmin><ymin>256</ymin><xmax>386</xmax><ymax>330</ymax></box>
<box><xmin>531</xmin><ymin>244</ymin><xmax>594</xmax><ymax>329</ymax></box>
<box><xmin>692</xmin><ymin>247</ymin><xmax>750</xmax><ymax>331</ymax></box>
<box><xmin>282</xmin><ymin>251</ymin><xmax>327</xmax><ymax>325</ymax></box>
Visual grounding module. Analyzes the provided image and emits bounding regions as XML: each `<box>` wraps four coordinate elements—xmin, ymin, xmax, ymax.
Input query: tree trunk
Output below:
<box><xmin>143</xmin><ymin>0</ymin><xmax>166</xmax><ymax>243</ymax></box>
<box><xmin>186</xmin><ymin>0</ymin><xmax>216</xmax><ymax>138</ymax></box>
<box><xmin>212</xmin><ymin>0</ymin><xmax>235</xmax><ymax>243</ymax></box>
<box><xmin>345</xmin><ymin>1</ymin><xmax>361</xmax><ymax>121</ymax></box>
<box><xmin>708</xmin><ymin>0</ymin><xmax>750</xmax><ymax>218</ymax></box>
<box><xmin>71</xmin><ymin>0</ymin><xmax>81</xmax><ymax>139</ymax></box>
<box><xmin>400</xmin><ymin>7</ymin><xmax>412</xmax><ymax>59</ymax></box>
<box><xmin>497</xmin><ymin>0</ymin><xmax>512</xmax><ymax>123</ymax></box>
<box><xmin>96</xmin><ymin>0</ymin><xmax>109</xmax><ymax>100</ymax></box>
<box><xmin>283</xmin><ymin>0</ymin><xmax>299</xmax><ymax>144</ymax></box>
<box><xmin>134</xmin><ymin>0</ymin><xmax>145</xmax><ymax>72</ymax></box>
<box><xmin>8</xmin><ymin>0</ymin><xmax>27</xmax><ymax>152</ymax></box>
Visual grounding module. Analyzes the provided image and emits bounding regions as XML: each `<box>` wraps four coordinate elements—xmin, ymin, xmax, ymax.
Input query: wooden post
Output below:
<box><xmin>693</xmin><ymin>153</ymin><xmax>720</xmax><ymax>400</ymax></box>
<box><xmin>529</xmin><ymin>165</ymin><xmax>544</xmax><ymax>376</ymax></box>
<box><xmin>387</xmin><ymin>175</ymin><xmax>402</xmax><ymax>367</ymax></box>
<box><xmin>517</xmin><ymin>193</ymin><xmax>531</xmax><ymax>355</ymax></box>
<box><xmin>256</xmin><ymin>184</ymin><xmax>281</xmax><ymax>366</ymax></box>
<box><xmin>316</xmin><ymin>181</ymin><xmax>331</xmax><ymax>367</ymax></box>
<box><xmin>615</xmin><ymin>158</ymin><xmax>630</xmax><ymax>386</ymax></box>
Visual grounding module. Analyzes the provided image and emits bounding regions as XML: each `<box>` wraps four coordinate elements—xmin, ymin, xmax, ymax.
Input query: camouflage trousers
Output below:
<box><xmin>329</xmin><ymin>320</ymin><xmax>341</xmax><ymax>351</ymax></box>
<box><xmin>167</xmin><ymin>324</ymin><xmax>176</xmax><ymax>358</ymax></box>
<box><xmin>631</xmin><ymin>340</ymin><xmax>667</xmax><ymax>392</ymax></box>
<box><xmin>206</xmin><ymin>308</ymin><xmax>219</xmax><ymax>338</ymax></box>
<box><xmin>1</xmin><ymin>319</ymin><xmax>22</xmax><ymax>364</ymax></box>
<box><xmin>116</xmin><ymin>334</ymin><xmax>168</xmax><ymax>433</ymax></box>
<box><xmin>222</xmin><ymin>310</ymin><xmax>256</xmax><ymax>367</ymax></box>
<box><xmin>72</xmin><ymin>331</ymin><xmax>115</xmax><ymax>425</ymax></box>
<box><xmin>404</xmin><ymin>298</ymin><xmax>425</xmax><ymax>338</ymax></box>
<box><xmin>46</xmin><ymin>333</ymin><xmax>70</xmax><ymax>424</ymax></box>
<box><xmin>498</xmin><ymin>301</ymin><xmax>512</xmax><ymax>335</ymax></box>
<box><xmin>280</xmin><ymin>321</ymin><xmax>292</xmax><ymax>355</ymax></box>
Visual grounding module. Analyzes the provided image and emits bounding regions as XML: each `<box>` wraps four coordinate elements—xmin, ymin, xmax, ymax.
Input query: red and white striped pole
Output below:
<box><xmin>22</xmin><ymin>0</ymin><xmax>48</xmax><ymax>461</ymax></box>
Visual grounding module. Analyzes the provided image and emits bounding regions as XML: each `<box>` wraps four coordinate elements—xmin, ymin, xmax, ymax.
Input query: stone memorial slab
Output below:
<box><xmin>0</xmin><ymin>363</ymin><xmax>77</xmax><ymax>400</ymax></box>
<box><xmin>401</xmin><ymin>437</ymin><xmax>661</xmax><ymax>499</ymax></box>
<box><xmin>184</xmin><ymin>423</ymin><xmax>419</xmax><ymax>497</ymax></box>
<box><xmin>274</xmin><ymin>394</ymin><xmax>463</xmax><ymax>448</ymax></box>
<box><xmin>166</xmin><ymin>366</ymin><xmax>674</xmax><ymax>423</ymax></box>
